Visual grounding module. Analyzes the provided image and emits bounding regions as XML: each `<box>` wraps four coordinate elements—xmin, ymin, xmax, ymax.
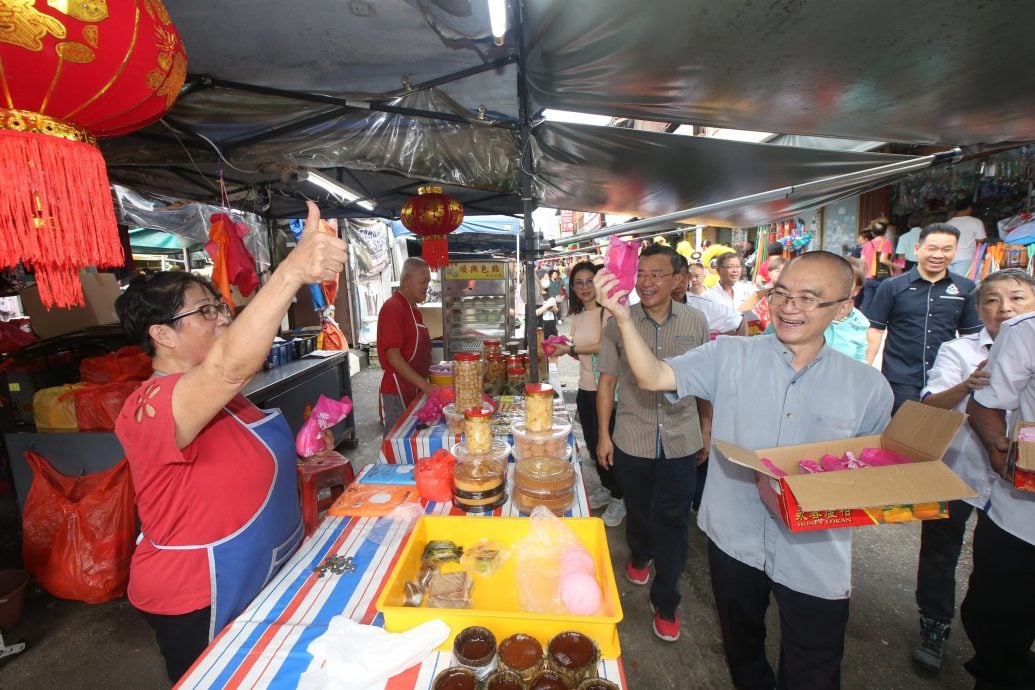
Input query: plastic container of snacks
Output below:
<box><xmin>524</xmin><ymin>383</ymin><xmax>555</xmax><ymax>432</ymax></box>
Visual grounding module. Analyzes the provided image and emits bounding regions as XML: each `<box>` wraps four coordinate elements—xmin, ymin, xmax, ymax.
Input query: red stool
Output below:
<box><xmin>297</xmin><ymin>451</ymin><xmax>356</xmax><ymax>536</ymax></box>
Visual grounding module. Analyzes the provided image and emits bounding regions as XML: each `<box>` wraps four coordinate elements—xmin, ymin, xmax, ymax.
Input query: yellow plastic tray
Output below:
<box><xmin>375</xmin><ymin>515</ymin><xmax>624</xmax><ymax>658</ymax></box>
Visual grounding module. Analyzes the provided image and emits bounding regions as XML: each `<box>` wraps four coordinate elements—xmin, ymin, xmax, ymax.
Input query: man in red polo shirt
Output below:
<box><xmin>377</xmin><ymin>258</ymin><xmax>433</xmax><ymax>435</ymax></box>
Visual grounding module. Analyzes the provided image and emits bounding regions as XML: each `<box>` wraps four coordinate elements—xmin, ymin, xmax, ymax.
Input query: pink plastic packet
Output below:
<box><xmin>541</xmin><ymin>335</ymin><xmax>570</xmax><ymax>358</ymax></box>
<box><xmin>604</xmin><ymin>236</ymin><xmax>638</xmax><ymax>304</ymax></box>
<box><xmin>760</xmin><ymin>458</ymin><xmax>788</xmax><ymax>477</ymax></box>
<box><xmin>414</xmin><ymin>386</ymin><xmax>454</xmax><ymax>424</ymax></box>
<box><xmin>799</xmin><ymin>460</ymin><xmax>824</xmax><ymax>474</ymax></box>
<box><xmin>843</xmin><ymin>451</ymin><xmax>870</xmax><ymax>469</ymax></box>
<box><xmin>820</xmin><ymin>454</ymin><xmax>848</xmax><ymax>472</ymax></box>
<box><xmin>295</xmin><ymin>394</ymin><xmax>353</xmax><ymax>457</ymax></box>
<box><xmin>858</xmin><ymin>447</ymin><xmax>911</xmax><ymax>467</ymax></box>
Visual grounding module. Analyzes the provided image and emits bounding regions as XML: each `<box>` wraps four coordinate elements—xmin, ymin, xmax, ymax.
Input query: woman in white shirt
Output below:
<box><xmin>555</xmin><ymin>261</ymin><xmax>625</xmax><ymax>526</ymax></box>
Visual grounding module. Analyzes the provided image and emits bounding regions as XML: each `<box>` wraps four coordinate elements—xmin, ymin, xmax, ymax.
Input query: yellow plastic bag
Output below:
<box><xmin>32</xmin><ymin>383</ymin><xmax>86</xmax><ymax>431</ymax></box>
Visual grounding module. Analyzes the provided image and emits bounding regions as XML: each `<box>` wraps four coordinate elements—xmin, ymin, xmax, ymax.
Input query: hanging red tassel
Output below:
<box><xmin>421</xmin><ymin>235</ymin><xmax>450</xmax><ymax>269</ymax></box>
<box><xmin>0</xmin><ymin>130</ymin><xmax>122</xmax><ymax>308</ymax></box>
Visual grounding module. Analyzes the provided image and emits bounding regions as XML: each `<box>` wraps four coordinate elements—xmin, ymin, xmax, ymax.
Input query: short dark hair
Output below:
<box><xmin>975</xmin><ymin>268</ymin><xmax>1035</xmax><ymax>301</ymax></box>
<box><xmin>919</xmin><ymin>223</ymin><xmax>960</xmax><ymax>243</ymax></box>
<box><xmin>639</xmin><ymin>243</ymin><xmax>681</xmax><ymax>273</ymax></box>
<box><xmin>676</xmin><ymin>253</ymin><xmax>689</xmax><ymax>272</ymax></box>
<box><xmin>567</xmin><ymin>261</ymin><xmax>601</xmax><ymax>316</ymax></box>
<box><xmin>953</xmin><ymin>196</ymin><xmax>973</xmax><ymax>213</ymax></box>
<box><xmin>715</xmin><ymin>252</ymin><xmax>741</xmax><ymax>269</ymax></box>
<box><xmin>766</xmin><ymin>241</ymin><xmax>784</xmax><ymax>257</ymax></box>
<box><xmin>115</xmin><ymin>272</ymin><xmax>220</xmax><ymax>356</ymax></box>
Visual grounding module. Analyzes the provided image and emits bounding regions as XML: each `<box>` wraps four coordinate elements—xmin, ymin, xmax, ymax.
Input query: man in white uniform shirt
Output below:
<box><xmin>911</xmin><ymin>269</ymin><xmax>1035</xmax><ymax>673</ymax></box>
<box><xmin>965</xmin><ymin>297</ymin><xmax>1035</xmax><ymax>689</ymax></box>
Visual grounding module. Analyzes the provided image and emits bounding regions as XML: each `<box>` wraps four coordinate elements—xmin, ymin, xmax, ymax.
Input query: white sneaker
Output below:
<box><xmin>588</xmin><ymin>486</ymin><xmax>613</xmax><ymax>510</ymax></box>
<box><xmin>601</xmin><ymin>499</ymin><xmax>626</xmax><ymax>527</ymax></box>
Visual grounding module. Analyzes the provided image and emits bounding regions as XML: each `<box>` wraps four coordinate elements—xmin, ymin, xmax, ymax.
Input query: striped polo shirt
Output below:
<box><xmin>597</xmin><ymin>300</ymin><xmax>709</xmax><ymax>459</ymax></box>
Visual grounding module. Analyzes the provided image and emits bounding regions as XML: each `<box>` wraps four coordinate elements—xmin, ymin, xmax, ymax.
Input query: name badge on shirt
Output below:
<box><xmin>938</xmin><ymin>295</ymin><xmax>964</xmax><ymax>301</ymax></box>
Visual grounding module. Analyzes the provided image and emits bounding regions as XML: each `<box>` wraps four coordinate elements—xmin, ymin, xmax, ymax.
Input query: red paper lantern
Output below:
<box><xmin>400</xmin><ymin>185</ymin><xmax>464</xmax><ymax>269</ymax></box>
<box><xmin>0</xmin><ymin>0</ymin><xmax>187</xmax><ymax>308</ymax></box>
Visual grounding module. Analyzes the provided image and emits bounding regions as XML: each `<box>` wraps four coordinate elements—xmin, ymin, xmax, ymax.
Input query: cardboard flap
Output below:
<box><xmin>884</xmin><ymin>401</ymin><xmax>966</xmax><ymax>463</ymax></box>
<box><xmin>784</xmin><ymin>462</ymin><xmax>978</xmax><ymax>512</ymax></box>
<box><xmin>714</xmin><ymin>439</ymin><xmax>775</xmax><ymax>477</ymax></box>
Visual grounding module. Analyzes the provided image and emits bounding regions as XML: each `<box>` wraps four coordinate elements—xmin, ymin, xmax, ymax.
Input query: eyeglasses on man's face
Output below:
<box><xmin>635</xmin><ymin>272</ymin><xmax>674</xmax><ymax>284</ymax></box>
<box><xmin>169</xmin><ymin>302</ymin><xmax>233</xmax><ymax>323</ymax></box>
<box><xmin>766</xmin><ymin>289</ymin><xmax>849</xmax><ymax>311</ymax></box>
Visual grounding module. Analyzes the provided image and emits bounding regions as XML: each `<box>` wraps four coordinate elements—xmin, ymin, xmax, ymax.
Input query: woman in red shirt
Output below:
<box><xmin>114</xmin><ymin>202</ymin><xmax>346</xmax><ymax>682</ymax></box>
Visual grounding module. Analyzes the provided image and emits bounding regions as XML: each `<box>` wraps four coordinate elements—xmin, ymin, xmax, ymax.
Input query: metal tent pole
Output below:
<box><xmin>516</xmin><ymin>0</ymin><xmax>541</xmax><ymax>382</ymax></box>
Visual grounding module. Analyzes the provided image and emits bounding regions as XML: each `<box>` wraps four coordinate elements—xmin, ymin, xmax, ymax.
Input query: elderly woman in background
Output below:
<box><xmin>113</xmin><ymin>202</ymin><xmax>346</xmax><ymax>682</ymax></box>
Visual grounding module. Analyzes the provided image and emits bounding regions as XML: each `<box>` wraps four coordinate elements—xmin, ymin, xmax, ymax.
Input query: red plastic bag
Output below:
<box><xmin>21</xmin><ymin>451</ymin><xmax>135</xmax><ymax>603</ymax></box>
<box><xmin>604</xmin><ymin>236</ymin><xmax>639</xmax><ymax>304</ymax></box>
<box><xmin>0</xmin><ymin>318</ymin><xmax>36</xmax><ymax>354</ymax></box>
<box><xmin>415</xmin><ymin>449</ymin><xmax>455</xmax><ymax>502</ymax></box>
<box><xmin>295</xmin><ymin>394</ymin><xmax>354</xmax><ymax>457</ymax></box>
<box><xmin>80</xmin><ymin>346</ymin><xmax>153</xmax><ymax>384</ymax></box>
<box><xmin>70</xmin><ymin>381</ymin><xmax>141</xmax><ymax>431</ymax></box>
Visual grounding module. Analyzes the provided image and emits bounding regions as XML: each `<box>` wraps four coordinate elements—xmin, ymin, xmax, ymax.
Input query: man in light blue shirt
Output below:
<box><xmin>595</xmin><ymin>251</ymin><xmax>893</xmax><ymax>689</ymax></box>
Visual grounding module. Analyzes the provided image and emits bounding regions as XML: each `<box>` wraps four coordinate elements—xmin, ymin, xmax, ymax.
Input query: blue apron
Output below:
<box><xmin>148</xmin><ymin>405</ymin><xmax>304</xmax><ymax>641</ymax></box>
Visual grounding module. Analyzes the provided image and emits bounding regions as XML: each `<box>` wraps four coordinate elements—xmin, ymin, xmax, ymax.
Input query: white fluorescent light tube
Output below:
<box><xmin>306</xmin><ymin>169</ymin><xmax>376</xmax><ymax>211</ymax></box>
<box><xmin>488</xmin><ymin>0</ymin><xmax>507</xmax><ymax>46</ymax></box>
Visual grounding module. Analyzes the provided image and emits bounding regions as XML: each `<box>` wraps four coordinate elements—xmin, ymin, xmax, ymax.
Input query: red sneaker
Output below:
<box><xmin>625</xmin><ymin>560</ymin><xmax>651</xmax><ymax>585</ymax></box>
<box><xmin>653</xmin><ymin>609</ymin><xmax>680</xmax><ymax>642</ymax></box>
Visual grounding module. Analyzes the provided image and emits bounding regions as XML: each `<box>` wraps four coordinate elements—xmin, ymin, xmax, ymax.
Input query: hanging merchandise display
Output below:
<box><xmin>400</xmin><ymin>185</ymin><xmax>464</xmax><ymax>268</ymax></box>
<box><xmin>0</xmin><ymin>0</ymin><xmax>187</xmax><ymax>308</ymax></box>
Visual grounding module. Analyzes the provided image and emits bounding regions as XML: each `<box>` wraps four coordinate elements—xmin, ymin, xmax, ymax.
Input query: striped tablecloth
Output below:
<box><xmin>177</xmin><ymin>463</ymin><xmax>625</xmax><ymax>689</ymax></box>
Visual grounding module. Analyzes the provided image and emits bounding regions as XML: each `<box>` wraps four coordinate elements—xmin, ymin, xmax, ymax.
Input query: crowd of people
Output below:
<box><xmin>365</xmin><ymin>214</ymin><xmax>1032</xmax><ymax>688</ymax></box>
<box><xmin>528</xmin><ymin>224</ymin><xmax>1033</xmax><ymax>689</ymax></box>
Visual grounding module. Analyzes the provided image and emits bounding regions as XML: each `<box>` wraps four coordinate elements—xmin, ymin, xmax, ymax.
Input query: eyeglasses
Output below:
<box><xmin>169</xmin><ymin>302</ymin><xmax>233</xmax><ymax>323</ymax></box>
<box><xmin>766</xmin><ymin>290</ymin><xmax>850</xmax><ymax>311</ymax></box>
<box><xmin>635</xmin><ymin>272</ymin><xmax>674</xmax><ymax>284</ymax></box>
<box><xmin>572</xmin><ymin>280</ymin><xmax>594</xmax><ymax>288</ymax></box>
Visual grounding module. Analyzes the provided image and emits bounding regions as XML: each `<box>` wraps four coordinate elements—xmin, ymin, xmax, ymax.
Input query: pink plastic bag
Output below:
<box><xmin>858</xmin><ymin>447</ymin><xmax>911</xmax><ymax>467</ymax></box>
<box><xmin>541</xmin><ymin>335</ymin><xmax>570</xmax><ymax>358</ymax></box>
<box><xmin>414</xmin><ymin>386</ymin><xmax>454</xmax><ymax>424</ymax></box>
<box><xmin>295</xmin><ymin>395</ymin><xmax>353</xmax><ymax>457</ymax></box>
<box><xmin>820</xmin><ymin>454</ymin><xmax>848</xmax><ymax>472</ymax></box>
<box><xmin>604</xmin><ymin>236</ymin><xmax>639</xmax><ymax>304</ymax></box>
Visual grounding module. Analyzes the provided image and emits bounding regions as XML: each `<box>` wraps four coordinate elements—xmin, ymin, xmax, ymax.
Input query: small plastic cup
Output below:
<box><xmin>577</xmin><ymin>679</ymin><xmax>621</xmax><ymax>690</ymax></box>
<box><xmin>432</xmin><ymin>666</ymin><xmax>477</xmax><ymax>690</ymax></box>
<box><xmin>484</xmin><ymin>669</ymin><xmax>526</xmax><ymax>690</ymax></box>
<box><xmin>452</xmin><ymin>625</ymin><xmax>498</xmax><ymax>682</ymax></box>
<box><xmin>498</xmin><ymin>632</ymin><xmax>546</xmax><ymax>683</ymax></box>
<box><xmin>547</xmin><ymin>631</ymin><xmax>600</xmax><ymax>686</ymax></box>
<box><xmin>529</xmin><ymin>669</ymin><xmax>569</xmax><ymax>690</ymax></box>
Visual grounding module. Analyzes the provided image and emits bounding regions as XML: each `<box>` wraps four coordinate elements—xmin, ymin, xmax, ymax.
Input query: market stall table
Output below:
<box><xmin>176</xmin><ymin>463</ymin><xmax>625</xmax><ymax>689</ymax></box>
<box><xmin>380</xmin><ymin>394</ymin><xmax>575</xmax><ymax>465</ymax></box>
